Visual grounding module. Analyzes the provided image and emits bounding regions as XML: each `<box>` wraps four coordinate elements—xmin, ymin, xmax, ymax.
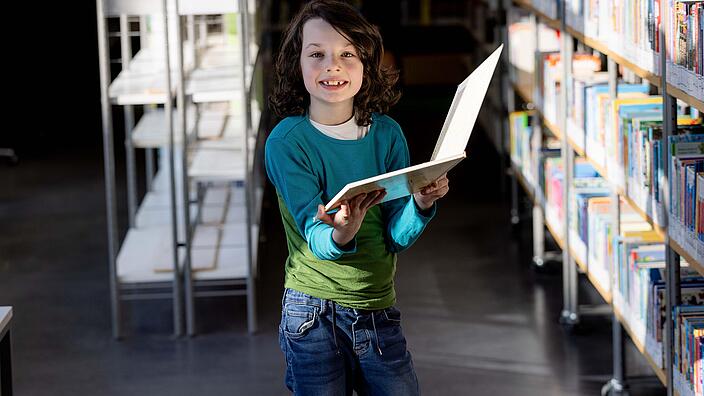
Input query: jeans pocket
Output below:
<box><xmin>382</xmin><ymin>306</ymin><xmax>402</xmax><ymax>325</ymax></box>
<box><xmin>283</xmin><ymin>304</ymin><xmax>318</xmax><ymax>339</ymax></box>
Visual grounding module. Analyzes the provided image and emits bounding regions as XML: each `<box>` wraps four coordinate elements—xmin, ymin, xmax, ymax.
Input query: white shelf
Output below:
<box><xmin>117</xmin><ymin>226</ymin><xmax>179</xmax><ymax>283</ymax></box>
<box><xmin>108</xmin><ymin>45</ymin><xmax>195</xmax><ymax>105</ymax></box>
<box><xmin>188</xmin><ymin>145</ymin><xmax>245</xmax><ymax>182</ymax></box>
<box><xmin>187</xmin><ymin>43</ymin><xmax>244</xmax><ymax>103</ymax></box>
<box><xmin>185</xmin><ymin>42</ymin><xmax>259</xmax><ymax>103</ymax></box>
<box><xmin>187</xmin><ymin>68</ymin><xmax>244</xmax><ymax>103</ymax></box>
<box><xmin>132</xmin><ymin>107</ymin><xmax>197</xmax><ymax>148</ymax></box>
<box><xmin>192</xmin><ymin>222</ymin><xmax>247</xmax><ymax>248</ymax></box>
<box><xmin>192</xmin><ymin>246</ymin><xmax>249</xmax><ymax>280</ymax></box>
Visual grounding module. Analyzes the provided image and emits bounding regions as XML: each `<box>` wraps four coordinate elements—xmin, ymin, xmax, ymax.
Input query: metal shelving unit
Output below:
<box><xmin>96</xmin><ymin>0</ymin><xmax>263</xmax><ymax>338</ymax></box>
<box><xmin>179</xmin><ymin>0</ymin><xmax>262</xmax><ymax>336</ymax></box>
<box><xmin>96</xmin><ymin>0</ymin><xmax>185</xmax><ymax>338</ymax></box>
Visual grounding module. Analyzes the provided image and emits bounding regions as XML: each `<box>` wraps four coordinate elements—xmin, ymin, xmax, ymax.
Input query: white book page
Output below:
<box><xmin>431</xmin><ymin>44</ymin><xmax>503</xmax><ymax>161</ymax></box>
<box><xmin>324</xmin><ymin>153</ymin><xmax>466</xmax><ymax>212</ymax></box>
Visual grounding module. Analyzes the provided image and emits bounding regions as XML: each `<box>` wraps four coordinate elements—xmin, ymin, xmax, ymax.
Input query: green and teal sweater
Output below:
<box><xmin>265</xmin><ymin>113</ymin><xmax>436</xmax><ymax>309</ymax></box>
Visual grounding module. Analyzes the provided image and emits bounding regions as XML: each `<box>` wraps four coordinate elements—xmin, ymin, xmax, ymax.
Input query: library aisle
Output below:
<box><xmin>0</xmin><ymin>85</ymin><xmax>664</xmax><ymax>395</ymax></box>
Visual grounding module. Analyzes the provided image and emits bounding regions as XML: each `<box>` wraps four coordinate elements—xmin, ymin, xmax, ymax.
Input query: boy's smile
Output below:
<box><xmin>300</xmin><ymin>18</ymin><xmax>363</xmax><ymax>124</ymax></box>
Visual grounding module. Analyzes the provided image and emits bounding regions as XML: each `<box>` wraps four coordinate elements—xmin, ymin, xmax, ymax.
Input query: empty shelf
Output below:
<box><xmin>117</xmin><ymin>226</ymin><xmax>180</xmax><ymax>283</ymax></box>
<box><xmin>188</xmin><ymin>146</ymin><xmax>245</xmax><ymax>182</ymax></box>
<box><xmin>132</xmin><ymin>107</ymin><xmax>197</xmax><ymax>148</ymax></box>
<box><xmin>193</xmin><ymin>246</ymin><xmax>249</xmax><ymax>280</ymax></box>
<box><xmin>108</xmin><ymin>46</ymin><xmax>195</xmax><ymax>105</ymax></box>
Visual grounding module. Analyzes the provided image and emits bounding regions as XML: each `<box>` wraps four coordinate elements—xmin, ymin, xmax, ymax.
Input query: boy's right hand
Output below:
<box><xmin>316</xmin><ymin>190</ymin><xmax>387</xmax><ymax>248</ymax></box>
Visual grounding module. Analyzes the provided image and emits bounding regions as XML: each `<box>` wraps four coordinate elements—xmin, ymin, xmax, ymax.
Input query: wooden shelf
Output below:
<box><xmin>670</xmin><ymin>238</ymin><xmax>702</xmax><ymax>272</ymax></box>
<box><xmin>512</xmin><ymin>80</ymin><xmax>533</xmax><ymax>105</ymax></box>
<box><xmin>511</xmin><ymin>0</ymin><xmax>561</xmax><ymax>31</ymax></box>
<box><xmin>668</xmin><ymin>85</ymin><xmax>704</xmax><ymax>113</ymax></box>
<box><xmin>567</xmin><ymin>28</ymin><xmax>661</xmax><ymax>88</ymax></box>
<box><xmin>511</xmin><ymin>1</ymin><xmax>704</xmax><ymax>112</ymax></box>
<box><xmin>619</xmin><ymin>193</ymin><xmax>666</xmax><ymax>238</ymax></box>
<box><xmin>568</xmin><ymin>28</ymin><xmax>704</xmax><ymax>113</ymax></box>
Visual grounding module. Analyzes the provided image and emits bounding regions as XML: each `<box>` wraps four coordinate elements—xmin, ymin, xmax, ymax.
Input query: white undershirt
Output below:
<box><xmin>310</xmin><ymin>115</ymin><xmax>370</xmax><ymax>140</ymax></box>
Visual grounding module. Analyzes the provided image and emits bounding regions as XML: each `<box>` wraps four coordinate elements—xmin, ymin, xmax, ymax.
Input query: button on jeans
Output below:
<box><xmin>278</xmin><ymin>288</ymin><xmax>420</xmax><ymax>396</ymax></box>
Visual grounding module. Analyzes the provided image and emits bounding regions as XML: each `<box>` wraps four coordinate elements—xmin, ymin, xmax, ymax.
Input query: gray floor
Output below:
<box><xmin>0</xmin><ymin>86</ymin><xmax>666</xmax><ymax>395</ymax></box>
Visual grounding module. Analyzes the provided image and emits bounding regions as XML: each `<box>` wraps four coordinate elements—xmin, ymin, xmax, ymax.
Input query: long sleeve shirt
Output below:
<box><xmin>265</xmin><ymin>113</ymin><xmax>436</xmax><ymax>309</ymax></box>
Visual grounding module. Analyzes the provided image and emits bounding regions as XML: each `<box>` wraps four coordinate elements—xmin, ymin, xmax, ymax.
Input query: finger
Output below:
<box><xmin>315</xmin><ymin>205</ymin><xmax>333</xmax><ymax>226</ymax></box>
<box><xmin>367</xmin><ymin>190</ymin><xmax>387</xmax><ymax>207</ymax></box>
<box><xmin>338</xmin><ymin>203</ymin><xmax>350</xmax><ymax>226</ymax></box>
<box><xmin>428</xmin><ymin>186</ymin><xmax>449</xmax><ymax>199</ymax></box>
<box><xmin>424</xmin><ymin>177</ymin><xmax>449</xmax><ymax>194</ymax></box>
<box><xmin>361</xmin><ymin>190</ymin><xmax>384</xmax><ymax>210</ymax></box>
<box><xmin>421</xmin><ymin>185</ymin><xmax>436</xmax><ymax>195</ymax></box>
<box><xmin>349</xmin><ymin>193</ymin><xmax>367</xmax><ymax>210</ymax></box>
<box><xmin>360</xmin><ymin>190</ymin><xmax>383</xmax><ymax>209</ymax></box>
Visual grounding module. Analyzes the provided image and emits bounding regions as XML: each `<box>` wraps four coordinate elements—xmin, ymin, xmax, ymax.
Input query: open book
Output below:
<box><xmin>324</xmin><ymin>44</ymin><xmax>504</xmax><ymax>212</ymax></box>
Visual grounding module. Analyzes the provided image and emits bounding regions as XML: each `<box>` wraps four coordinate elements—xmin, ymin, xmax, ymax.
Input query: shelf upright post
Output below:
<box><xmin>96</xmin><ymin>0</ymin><xmax>122</xmax><ymax>339</ymax></box>
<box><xmin>559</xmin><ymin>4</ymin><xmax>579</xmax><ymax>327</ymax></box>
<box><xmin>199</xmin><ymin>16</ymin><xmax>207</xmax><ymax>48</ymax></box>
<box><xmin>120</xmin><ymin>15</ymin><xmax>138</xmax><ymax>228</ymax></box>
<box><xmin>530</xmin><ymin>12</ymin><xmax>546</xmax><ymax>267</ymax></box>
<box><xmin>187</xmin><ymin>16</ymin><xmax>197</xmax><ymax>68</ymax></box>
<box><xmin>240</xmin><ymin>0</ymin><xmax>257</xmax><ymax>335</ymax></box>
<box><xmin>502</xmin><ymin>0</ymin><xmax>519</xmax><ymax>225</ymax></box>
<box><xmin>660</xmin><ymin>0</ymin><xmax>681</xmax><ymax>390</ymax></box>
<box><xmin>173</xmin><ymin>4</ymin><xmax>195</xmax><ymax>338</ymax></box>
<box><xmin>139</xmin><ymin>16</ymin><xmax>155</xmax><ymax>192</ymax></box>
<box><xmin>604</xmin><ymin>56</ymin><xmax>628</xmax><ymax>395</ymax></box>
<box><xmin>162</xmin><ymin>0</ymin><xmax>184</xmax><ymax>338</ymax></box>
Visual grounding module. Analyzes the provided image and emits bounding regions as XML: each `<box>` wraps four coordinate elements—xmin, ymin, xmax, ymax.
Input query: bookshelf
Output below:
<box><xmin>96</xmin><ymin>0</ymin><xmax>262</xmax><ymax>338</ymax></box>
<box><xmin>512</xmin><ymin>0</ymin><xmax>704</xmax><ymax>114</ymax></box>
<box><xmin>502</xmin><ymin>0</ymin><xmax>704</xmax><ymax>393</ymax></box>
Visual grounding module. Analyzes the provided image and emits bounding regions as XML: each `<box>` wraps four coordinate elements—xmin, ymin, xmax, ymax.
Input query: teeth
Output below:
<box><xmin>322</xmin><ymin>81</ymin><xmax>345</xmax><ymax>86</ymax></box>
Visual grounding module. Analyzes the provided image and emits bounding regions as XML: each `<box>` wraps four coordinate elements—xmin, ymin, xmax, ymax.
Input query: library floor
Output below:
<box><xmin>0</xmin><ymin>88</ymin><xmax>666</xmax><ymax>395</ymax></box>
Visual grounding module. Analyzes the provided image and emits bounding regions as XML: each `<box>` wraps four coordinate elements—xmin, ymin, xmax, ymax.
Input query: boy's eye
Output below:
<box><xmin>341</xmin><ymin>51</ymin><xmax>355</xmax><ymax>58</ymax></box>
<box><xmin>309</xmin><ymin>52</ymin><xmax>323</xmax><ymax>58</ymax></box>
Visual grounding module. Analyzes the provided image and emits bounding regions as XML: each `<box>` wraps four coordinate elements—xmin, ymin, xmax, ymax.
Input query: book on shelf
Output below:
<box><xmin>566</xmin><ymin>0</ymin><xmax>703</xmax><ymax>101</ymax></box>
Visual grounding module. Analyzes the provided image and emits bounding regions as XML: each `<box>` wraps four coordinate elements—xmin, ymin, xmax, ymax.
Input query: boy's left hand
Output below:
<box><xmin>413</xmin><ymin>174</ymin><xmax>449</xmax><ymax>210</ymax></box>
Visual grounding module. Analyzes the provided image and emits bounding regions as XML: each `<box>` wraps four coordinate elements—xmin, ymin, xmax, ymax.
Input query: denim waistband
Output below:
<box><xmin>282</xmin><ymin>288</ymin><xmax>382</xmax><ymax>316</ymax></box>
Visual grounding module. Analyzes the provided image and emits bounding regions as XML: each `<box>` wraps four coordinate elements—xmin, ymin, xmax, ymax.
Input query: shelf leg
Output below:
<box><xmin>510</xmin><ymin>169</ymin><xmax>520</xmax><ymax>225</ymax></box>
<box><xmin>145</xmin><ymin>148</ymin><xmax>154</xmax><ymax>192</ymax></box>
<box><xmin>124</xmin><ymin>106</ymin><xmax>138</xmax><ymax>228</ymax></box>
<box><xmin>602</xmin><ymin>314</ymin><xmax>629</xmax><ymax>395</ymax></box>
<box><xmin>532</xmin><ymin>203</ymin><xmax>545</xmax><ymax>267</ymax></box>
<box><xmin>664</xmin><ymin>246</ymin><xmax>681</xmax><ymax>396</ymax></box>
<box><xmin>96</xmin><ymin>0</ymin><xmax>122</xmax><ymax>340</ymax></box>
<box><xmin>173</xmin><ymin>13</ymin><xmax>196</xmax><ymax>338</ymax></box>
<box><xmin>120</xmin><ymin>16</ymin><xmax>138</xmax><ymax>228</ymax></box>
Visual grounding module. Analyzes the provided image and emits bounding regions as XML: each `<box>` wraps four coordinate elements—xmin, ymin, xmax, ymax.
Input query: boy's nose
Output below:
<box><xmin>325</xmin><ymin>60</ymin><xmax>341</xmax><ymax>72</ymax></box>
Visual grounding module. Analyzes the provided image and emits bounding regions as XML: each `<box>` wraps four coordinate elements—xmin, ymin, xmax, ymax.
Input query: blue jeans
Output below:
<box><xmin>278</xmin><ymin>288</ymin><xmax>420</xmax><ymax>396</ymax></box>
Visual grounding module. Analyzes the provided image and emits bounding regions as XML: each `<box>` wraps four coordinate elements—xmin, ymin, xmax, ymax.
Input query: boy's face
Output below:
<box><xmin>300</xmin><ymin>18</ymin><xmax>363</xmax><ymax>115</ymax></box>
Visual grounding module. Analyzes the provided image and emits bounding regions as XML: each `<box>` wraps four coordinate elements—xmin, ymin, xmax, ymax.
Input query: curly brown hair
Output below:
<box><xmin>269</xmin><ymin>0</ymin><xmax>400</xmax><ymax>126</ymax></box>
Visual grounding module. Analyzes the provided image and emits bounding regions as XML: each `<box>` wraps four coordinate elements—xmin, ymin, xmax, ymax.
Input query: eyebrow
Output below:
<box><xmin>304</xmin><ymin>43</ymin><xmax>354</xmax><ymax>49</ymax></box>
